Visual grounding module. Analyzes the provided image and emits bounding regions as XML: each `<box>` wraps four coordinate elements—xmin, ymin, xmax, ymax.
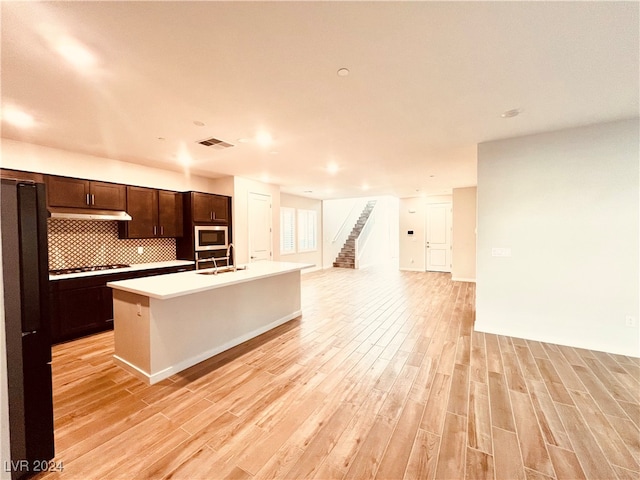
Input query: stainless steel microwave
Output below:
<box><xmin>194</xmin><ymin>225</ymin><xmax>228</xmax><ymax>251</ymax></box>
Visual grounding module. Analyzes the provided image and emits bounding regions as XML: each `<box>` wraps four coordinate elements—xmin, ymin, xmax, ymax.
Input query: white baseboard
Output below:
<box><xmin>399</xmin><ymin>267</ymin><xmax>424</xmax><ymax>272</ymax></box>
<box><xmin>112</xmin><ymin>355</ymin><xmax>155</xmax><ymax>384</ymax></box>
<box><xmin>474</xmin><ymin>322</ymin><xmax>640</xmax><ymax>359</ymax></box>
<box><xmin>452</xmin><ymin>277</ymin><xmax>476</xmax><ymax>283</ymax></box>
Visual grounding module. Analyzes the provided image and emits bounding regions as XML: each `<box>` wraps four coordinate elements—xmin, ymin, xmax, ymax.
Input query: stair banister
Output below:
<box><xmin>354</xmin><ymin>203</ymin><xmax>376</xmax><ymax>269</ymax></box>
<box><xmin>331</xmin><ymin>200</ymin><xmax>366</xmax><ymax>244</ymax></box>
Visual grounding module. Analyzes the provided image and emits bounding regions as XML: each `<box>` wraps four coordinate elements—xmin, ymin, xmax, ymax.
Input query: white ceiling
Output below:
<box><xmin>1</xmin><ymin>1</ymin><xmax>638</xmax><ymax>199</ymax></box>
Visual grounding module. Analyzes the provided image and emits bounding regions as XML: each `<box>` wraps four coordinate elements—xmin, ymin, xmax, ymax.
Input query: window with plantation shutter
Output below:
<box><xmin>298</xmin><ymin>209</ymin><xmax>317</xmax><ymax>252</ymax></box>
<box><xmin>280</xmin><ymin>207</ymin><xmax>296</xmax><ymax>255</ymax></box>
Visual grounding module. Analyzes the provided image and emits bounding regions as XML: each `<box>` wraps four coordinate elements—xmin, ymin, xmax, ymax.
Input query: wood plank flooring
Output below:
<box><xmin>37</xmin><ymin>267</ymin><xmax>639</xmax><ymax>479</ymax></box>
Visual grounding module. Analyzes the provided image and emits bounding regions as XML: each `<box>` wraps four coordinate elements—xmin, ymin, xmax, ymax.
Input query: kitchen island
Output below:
<box><xmin>107</xmin><ymin>261</ymin><xmax>313</xmax><ymax>384</ymax></box>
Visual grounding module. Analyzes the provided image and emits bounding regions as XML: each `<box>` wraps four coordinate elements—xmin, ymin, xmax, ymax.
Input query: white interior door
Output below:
<box><xmin>248</xmin><ymin>192</ymin><xmax>272</xmax><ymax>262</ymax></box>
<box><xmin>426</xmin><ymin>203</ymin><xmax>452</xmax><ymax>272</ymax></box>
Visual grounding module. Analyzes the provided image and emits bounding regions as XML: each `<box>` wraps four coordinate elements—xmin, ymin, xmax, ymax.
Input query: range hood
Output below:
<box><xmin>48</xmin><ymin>207</ymin><xmax>132</xmax><ymax>221</ymax></box>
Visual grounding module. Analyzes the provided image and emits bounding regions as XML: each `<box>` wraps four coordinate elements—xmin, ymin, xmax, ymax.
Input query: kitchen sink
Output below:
<box><xmin>197</xmin><ymin>266</ymin><xmax>247</xmax><ymax>275</ymax></box>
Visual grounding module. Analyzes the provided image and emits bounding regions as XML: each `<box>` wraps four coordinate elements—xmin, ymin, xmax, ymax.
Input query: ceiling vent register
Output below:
<box><xmin>197</xmin><ymin>137</ymin><xmax>234</xmax><ymax>150</ymax></box>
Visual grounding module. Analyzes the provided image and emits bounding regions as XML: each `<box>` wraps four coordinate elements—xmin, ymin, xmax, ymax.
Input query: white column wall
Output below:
<box><xmin>452</xmin><ymin>187</ymin><xmax>477</xmax><ymax>282</ymax></box>
<box><xmin>476</xmin><ymin>119</ymin><xmax>639</xmax><ymax>357</ymax></box>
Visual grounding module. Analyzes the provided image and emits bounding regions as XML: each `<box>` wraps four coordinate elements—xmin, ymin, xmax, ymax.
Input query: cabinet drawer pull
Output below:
<box><xmin>86</xmin><ymin>193</ymin><xmax>90</xmax><ymax>205</ymax></box>
<box><xmin>160</xmin><ymin>226</ymin><xmax>164</xmax><ymax>235</ymax></box>
<box><xmin>91</xmin><ymin>194</ymin><xmax>95</xmax><ymax>205</ymax></box>
<box><xmin>153</xmin><ymin>226</ymin><xmax>157</xmax><ymax>235</ymax></box>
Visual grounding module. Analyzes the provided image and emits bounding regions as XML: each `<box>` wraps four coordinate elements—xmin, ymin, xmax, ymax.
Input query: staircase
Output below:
<box><xmin>333</xmin><ymin>200</ymin><xmax>377</xmax><ymax>268</ymax></box>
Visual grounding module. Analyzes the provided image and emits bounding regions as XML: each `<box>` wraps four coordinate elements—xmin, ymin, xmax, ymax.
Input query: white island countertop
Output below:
<box><xmin>107</xmin><ymin>261</ymin><xmax>314</xmax><ymax>300</ymax></box>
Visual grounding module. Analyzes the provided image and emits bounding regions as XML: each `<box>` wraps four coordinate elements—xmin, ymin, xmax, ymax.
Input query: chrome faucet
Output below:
<box><xmin>226</xmin><ymin>243</ymin><xmax>236</xmax><ymax>272</ymax></box>
<box><xmin>211</xmin><ymin>255</ymin><xmax>219</xmax><ymax>274</ymax></box>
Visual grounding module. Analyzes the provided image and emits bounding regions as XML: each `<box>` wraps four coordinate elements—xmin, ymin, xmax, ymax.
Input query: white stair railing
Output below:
<box><xmin>329</xmin><ymin>199</ymin><xmax>367</xmax><ymax>267</ymax></box>
<box><xmin>354</xmin><ymin>204</ymin><xmax>376</xmax><ymax>269</ymax></box>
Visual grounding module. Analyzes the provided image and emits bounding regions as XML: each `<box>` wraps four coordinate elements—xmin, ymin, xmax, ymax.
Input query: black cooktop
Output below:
<box><xmin>49</xmin><ymin>264</ymin><xmax>130</xmax><ymax>276</ymax></box>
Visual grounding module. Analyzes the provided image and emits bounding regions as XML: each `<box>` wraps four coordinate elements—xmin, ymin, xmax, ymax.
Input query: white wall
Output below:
<box><xmin>356</xmin><ymin>196</ymin><xmax>399</xmax><ymax>269</ymax></box>
<box><xmin>208</xmin><ymin>176</ymin><xmax>234</xmax><ymax>197</ymax></box>
<box><xmin>232</xmin><ymin>176</ymin><xmax>280</xmax><ymax>265</ymax></box>
<box><xmin>399</xmin><ymin>195</ymin><xmax>452</xmax><ymax>271</ymax></box>
<box><xmin>280</xmin><ymin>193</ymin><xmax>323</xmax><ymax>272</ymax></box>
<box><xmin>476</xmin><ymin>119</ymin><xmax>639</xmax><ymax>357</ymax></box>
<box><xmin>452</xmin><ymin>187</ymin><xmax>477</xmax><ymax>282</ymax></box>
<box><xmin>0</xmin><ymin>139</ymin><xmax>227</xmax><ymax>193</ymax></box>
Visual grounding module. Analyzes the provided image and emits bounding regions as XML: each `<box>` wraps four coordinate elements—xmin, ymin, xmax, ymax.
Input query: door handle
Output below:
<box><xmin>86</xmin><ymin>193</ymin><xmax>90</xmax><ymax>205</ymax></box>
<box><xmin>153</xmin><ymin>226</ymin><xmax>157</xmax><ymax>235</ymax></box>
<box><xmin>91</xmin><ymin>194</ymin><xmax>95</xmax><ymax>205</ymax></box>
<box><xmin>160</xmin><ymin>226</ymin><xmax>164</xmax><ymax>235</ymax></box>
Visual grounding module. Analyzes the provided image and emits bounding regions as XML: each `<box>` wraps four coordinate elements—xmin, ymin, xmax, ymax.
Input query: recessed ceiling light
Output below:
<box><xmin>361</xmin><ymin>183</ymin><xmax>370</xmax><ymax>191</ymax></box>
<box><xmin>2</xmin><ymin>106</ymin><xmax>35</xmax><ymax>128</ymax></box>
<box><xmin>193</xmin><ymin>120</ymin><xmax>205</xmax><ymax>127</ymax></box>
<box><xmin>304</xmin><ymin>190</ymin><xmax>313</xmax><ymax>193</ymax></box>
<box><xmin>501</xmin><ymin>108</ymin><xmax>522</xmax><ymax>118</ymax></box>
<box><xmin>337</xmin><ymin>68</ymin><xmax>350</xmax><ymax>77</ymax></box>
<box><xmin>55</xmin><ymin>36</ymin><xmax>96</xmax><ymax>70</ymax></box>
<box><xmin>256</xmin><ymin>131</ymin><xmax>272</xmax><ymax>147</ymax></box>
<box><xmin>327</xmin><ymin>162</ymin><xmax>339</xmax><ymax>175</ymax></box>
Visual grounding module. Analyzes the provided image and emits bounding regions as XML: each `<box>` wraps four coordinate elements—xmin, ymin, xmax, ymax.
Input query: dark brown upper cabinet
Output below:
<box><xmin>119</xmin><ymin>186</ymin><xmax>183</xmax><ymax>239</ymax></box>
<box><xmin>158</xmin><ymin>190</ymin><xmax>183</xmax><ymax>237</ymax></box>
<box><xmin>0</xmin><ymin>168</ymin><xmax>44</xmax><ymax>183</ymax></box>
<box><xmin>46</xmin><ymin>175</ymin><xmax>126</xmax><ymax>210</ymax></box>
<box><xmin>191</xmin><ymin>192</ymin><xmax>229</xmax><ymax>223</ymax></box>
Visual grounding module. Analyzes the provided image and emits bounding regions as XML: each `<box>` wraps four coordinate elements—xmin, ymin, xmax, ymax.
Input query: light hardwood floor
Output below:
<box><xmin>37</xmin><ymin>267</ymin><xmax>639</xmax><ymax>479</ymax></box>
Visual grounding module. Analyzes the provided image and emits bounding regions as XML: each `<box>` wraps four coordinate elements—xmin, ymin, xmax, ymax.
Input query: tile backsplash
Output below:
<box><xmin>48</xmin><ymin>219</ymin><xmax>176</xmax><ymax>270</ymax></box>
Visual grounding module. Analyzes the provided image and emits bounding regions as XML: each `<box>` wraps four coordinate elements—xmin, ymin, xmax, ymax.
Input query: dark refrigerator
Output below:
<box><xmin>1</xmin><ymin>179</ymin><xmax>55</xmax><ymax>480</ymax></box>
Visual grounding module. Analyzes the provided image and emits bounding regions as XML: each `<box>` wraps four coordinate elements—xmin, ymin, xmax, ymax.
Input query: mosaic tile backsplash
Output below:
<box><xmin>48</xmin><ymin>219</ymin><xmax>176</xmax><ymax>270</ymax></box>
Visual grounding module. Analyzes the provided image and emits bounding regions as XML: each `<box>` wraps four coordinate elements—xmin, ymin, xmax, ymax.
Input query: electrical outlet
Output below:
<box><xmin>492</xmin><ymin>247</ymin><xmax>512</xmax><ymax>257</ymax></box>
<box><xmin>625</xmin><ymin>316</ymin><xmax>637</xmax><ymax>327</ymax></box>
<box><xmin>137</xmin><ymin>246</ymin><xmax>144</xmax><ymax>255</ymax></box>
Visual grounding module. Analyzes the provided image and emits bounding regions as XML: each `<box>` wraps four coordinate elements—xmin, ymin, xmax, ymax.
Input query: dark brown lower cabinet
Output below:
<box><xmin>49</xmin><ymin>264</ymin><xmax>194</xmax><ymax>343</ymax></box>
<box><xmin>51</xmin><ymin>283</ymin><xmax>113</xmax><ymax>342</ymax></box>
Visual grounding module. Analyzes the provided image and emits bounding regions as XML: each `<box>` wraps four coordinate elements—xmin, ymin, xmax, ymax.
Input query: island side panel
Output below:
<box><xmin>112</xmin><ymin>290</ymin><xmax>152</xmax><ymax>381</ymax></box>
<box><xmin>147</xmin><ymin>270</ymin><xmax>301</xmax><ymax>382</ymax></box>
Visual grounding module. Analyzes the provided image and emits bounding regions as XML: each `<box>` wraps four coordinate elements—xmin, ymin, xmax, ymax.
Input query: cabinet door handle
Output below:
<box><xmin>210</xmin><ymin>212</ymin><xmax>213</xmax><ymax>220</ymax></box>
<box><xmin>86</xmin><ymin>193</ymin><xmax>90</xmax><ymax>205</ymax></box>
<box><xmin>91</xmin><ymin>194</ymin><xmax>95</xmax><ymax>205</ymax></box>
<box><xmin>153</xmin><ymin>226</ymin><xmax>157</xmax><ymax>236</ymax></box>
<box><xmin>160</xmin><ymin>226</ymin><xmax>164</xmax><ymax>236</ymax></box>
